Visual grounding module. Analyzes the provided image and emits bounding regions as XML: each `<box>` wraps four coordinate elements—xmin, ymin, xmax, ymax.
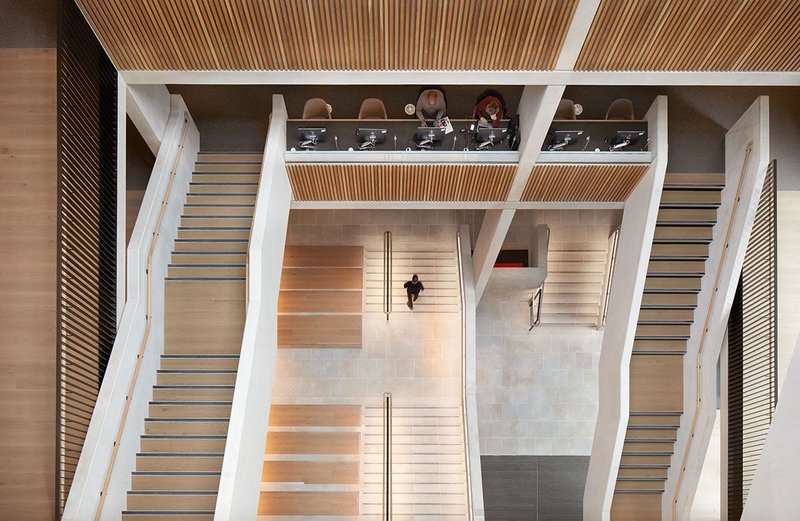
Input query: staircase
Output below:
<box><xmin>362</xmin><ymin>401</ymin><xmax>469</xmax><ymax>520</ymax></box>
<box><xmin>121</xmin><ymin>153</ymin><xmax>261</xmax><ymax>521</ymax></box>
<box><xmin>611</xmin><ymin>173</ymin><xmax>724</xmax><ymax>519</ymax></box>
<box><xmin>364</xmin><ymin>249</ymin><xmax>460</xmax><ymax>314</ymax></box>
<box><xmin>542</xmin><ymin>240</ymin><xmax>608</xmax><ymax>325</ymax></box>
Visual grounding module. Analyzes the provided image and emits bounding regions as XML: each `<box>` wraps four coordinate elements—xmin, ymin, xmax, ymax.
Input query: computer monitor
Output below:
<box><xmin>297</xmin><ymin>127</ymin><xmax>327</xmax><ymax>149</ymax></box>
<box><xmin>609</xmin><ymin>130</ymin><xmax>645</xmax><ymax>151</ymax></box>
<box><xmin>356</xmin><ymin>128</ymin><xmax>388</xmax><ymax>150</ymax></box>
<box><xmin>548</xmin><ymin>130</ymin><xmax>583</xmax><ymax>151</ymax></box>
<box><xmin>476</xmin><ymin>127</ymin><xmax>507</xmax><ymax>151</ymax></box>
<box><xmin>415</xmin><ymin>127</ymin><xmax>446</xmax><ymax>149</ymax></box>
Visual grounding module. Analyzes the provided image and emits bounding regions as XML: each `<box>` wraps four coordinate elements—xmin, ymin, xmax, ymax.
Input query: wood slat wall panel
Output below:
<box><xmin>521</xmin><ymin>164</ymin><xmax>648</xmax><ymax>202</ymax></box>
<box><xmin>75</xmin><ymin>0</ymin><xmax>578</xmax><ymax>71</ymax></box>
<box><xmin>577</xmin><ymin>0</ymin><xmax>800</xmax><ymax>71</ymax></box>
<box><xmin>287</xmin><ymin>163</ymin><xmax>515</xmax><ymax>201</ymax></box>
<box><xmin>0</xmin><ymin>48</ymin><xmax>57</xmax><ymax>521</ymax></box>
<box><xmin>57</xmin><ymin>0</ymin><xmax>118</xmax><ymax>512</ymax></box>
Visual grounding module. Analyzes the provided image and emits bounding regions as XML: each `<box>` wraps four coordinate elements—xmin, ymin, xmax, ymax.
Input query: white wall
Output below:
<box><xmin>777</xmin><ymin>192</ymin><xmax>800</xmax><ymax>392</ymax></box>
<box><xmin>214</xmin><ymin>96</ymin><xmax>291</xmax><ymax>521</ymax></box>
<box><xmin>667</xmin><ymin>96</ymin><xmax>770</xmax><ymax>520</ymax></box>
<box><xmin>741</xmin><ymin>334</ymin><xmax>800</xmax><ymax>519</ymax></box>
<box><xmin>127</xmin><ymin>84</ymin><xmax>171</xmax><ymax>155</ymax></box>
<box><xmin>583</xmin><ymin>95</ymin><xmax>668</xmax><ymax>521</ymax></box>
<box><xmin>63</xmin><ymin>95</ymin><xmax>199</xmax><ymax>521</ymax></box>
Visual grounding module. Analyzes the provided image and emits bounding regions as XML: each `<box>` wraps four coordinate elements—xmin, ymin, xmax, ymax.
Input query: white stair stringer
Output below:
<box><xmin>361</xmin><ymin>401</ymin><xmax>469</xmax><ymax>520</ymax></box>
<box><xmin>364</xmin><ymin>249</ymin><xmax>460</xmax><ymax>314</ymax></box>
<box><xmin>542</xmin><ymin>240</ymin><xmax>608</xmax><ymax>325</ymax></box>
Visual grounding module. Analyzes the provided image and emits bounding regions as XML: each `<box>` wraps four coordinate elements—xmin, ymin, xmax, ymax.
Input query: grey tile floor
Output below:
<box><xmin>481</xmin><ymin>456</ymin><xmax>589</xmax><ymax>521</ymax></box>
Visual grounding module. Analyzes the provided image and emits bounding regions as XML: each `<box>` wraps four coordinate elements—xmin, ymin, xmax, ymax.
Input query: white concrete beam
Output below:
<box><xmin>555</xmin><ymin>0</ymin><xmax>602</xmax><ymax>70</ymax></box>
<box><xmin>472</xmin><ymin>209</ymin><xmax>516</xmax><ymax>303</ymax></box>
<box><xmin>121</xmin><ymin>69</ymin><xmax>800</xmax><ymax>87</ymax></box>
<box><xmin>126</xmin><ymin>84</ymin><xmax>171</xmax><ymax>155</ymax></box>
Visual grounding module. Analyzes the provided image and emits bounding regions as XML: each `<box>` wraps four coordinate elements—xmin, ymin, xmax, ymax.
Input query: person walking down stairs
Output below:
<box><xmin>404</xmin><ymin>274</ymin><xmax>424</xmax><ymax>310</ymax></box>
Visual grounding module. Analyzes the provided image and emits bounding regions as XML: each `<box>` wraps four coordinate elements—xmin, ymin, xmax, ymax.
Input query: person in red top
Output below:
<box><xmin>474</xmin><ymin>94</ymin><xmax>505</xmax><ymax>128</ymax></box>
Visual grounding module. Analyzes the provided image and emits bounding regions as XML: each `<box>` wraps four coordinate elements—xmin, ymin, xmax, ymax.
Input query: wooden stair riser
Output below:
<box><xmin>127</xmin><ymin>493</ymin><xmax>217</xmax><ymax>511</ymax></box>
<box><xmin>159</xmin><ymin>357</ymin><xmax>240</xmax><ymax>371</ymax></box>
<box><xmin>189</xmin><ymin>183</ymin><xmax>258</xmax><ymax>194</ymax></box>
<box><xmin>628</xmin><ymin>414</ymin><xmax>681</xmax><ymax>427</ymax></box>
<box><xmin>630</xmin><ymin>355</ymin><xmax>684</xmax><ymax>412</ymax></box>
<box><xmin>168</xmin><ymin>265</ymin><xmax>246</xmax><ymax>278</ymax></box>
<box><xmin>615</xmin><ymin>479</ymin><xmax>665</xmax><ymax>491</ymax></box>
<box><xmin>194</xmin><ymin>163</ymin><xmax>261</xmax><ymax>173</ymax></box>
<box><xmin>136</xmin><ymin>455</ymin><xmax>223</xmax><ymax>472</ymax></box>
<box><xmin>186</xmin><ymin>194</ymin><xmax>255</xmax><ymax>205</ymax></box>
<box><xmin>638</xmin><ymin>308</ymin><xmax>695</xmax><ymax>322</ymax></box>
<box><xmin>145</xmin><ymin>420</ymin><xmax>228</xmax><ymax>436</ymax></box>
<box><xmin>622</xmin><ymin>441</ymin><xmax>676</xmax><ymax>453</ymax></box>
<box><xmin>660</xmin><ymin>190</ymin><xmax>721</xmax><ymax>206</ymax></box>
<box><xmin>611</xmin><ymin>493</ymin><xmax>661</xmax><ymax>519</ymax></box>
<box><xmin>620</xmin><ymin>454</ymin><xmax>672</xmax><ymax>466</ymax></box>
<box><xmin>131</xmin><ymin>473</ymin><xmax>221</xmax><ymax>491</ymax></box>
<box><xmin>177</xmin><ymin>228</ymin><xmax>250</xmax><ymax>240</ymax></box>
<box><xmin>182</xmin><ymin>205</ymin><xmax>254</xmax><ymax>217</ymax></box>
<box><xmin>625</xmin><ymin>428</ymin><xmax>678</xmax><ymax>439</ymax></box>
<box><xmin>663</xmin><ymin>173</ymin><xmax>725</xmax><ymax>187</ymax></box>
<box><xmin>191</xmin><ymin>173</ymin><xmax>260</xmax><ymax>184</ymax></box>
<box><xmin>140</xmin><ymin>437</ymin><xmax>227</xmax><ymax>453</ymax></box>
<box><xmin>640</xmin><ymin>292</ymin><xmax>698</xmax><ymax>308</ymax></box>
<box><xmin>170</xmin><ymin>253</ymin><xmax>247</xmax><ymax>265</ymax></box>
<box><xmin>644</xmin><ymin>276</ymin><xmax>701</xmax><ymax>292</ymax></box>
<box><xmin>653</xmin><ymin>226</ymin><xmax>714</xmax><ymax>242</ymax></box>
<box><xmin>632</xmin><ymin>339</ymin><xmax>687</xmax><ymax>353</ymax></box>
<box><xmin>148</xmin><ymin>403</ymin><xmax>232</xmax><ymax>418</ymax></box>
<box><xmin>635</xmin><ymin>324</ymin><xmax>691</xmax><ymax>338</ymax></box>
<box><xmin>647</xmin><ymin>260</ymin><xmax>707</xmax><ymax>274</ymax></box>
<box><xmin>152</xmin><ymin>387</ymin><xmax>234</xmax><ymax>401</ymax></box>
<box><xmin>157</xmin><ymin>372</ymin><xmax>237</xmax><ymax>386</ymax></box>
<box><xmin>657</xmin><ymin>207</ymin><xmax>718</xmax><ymax>224</ymax></box>
<box><xmin>179</xmin><ymin>216</ymin><xmax>253</xmax><ymax>228</ymax></box>
<box><xmin>618</xmin><ymin>467</ymin><xmax>669</xmax><ymax>479</ymax></box>
<box><xmin>649</xmin><ymin>243</ymin><xmax>709</xmax><ymax>258</ymax></box>
<box><xmin>196</xmin><ymin>153</ymin><xmax>263</xmax><ymax>163</ymax></box>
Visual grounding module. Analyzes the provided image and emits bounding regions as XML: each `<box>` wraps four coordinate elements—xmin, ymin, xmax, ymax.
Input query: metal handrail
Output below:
<box><xmin>456</xmin><ymin>231</ymin><xmax>474</xmax><ymax>520</ymax></box>
<box><xmin>598</xmin><ymin>226</ymin><xmax>620</xmax><ymax>328</ymax></box>
<box><xmin>671</xmin><ymin>143</ymin><xmax>753</xmax><ymax>520</ymax></box>
<box><xmin>529</xmin><ymin>285</ymin><xmax>544</xmax><ymax>331</ymax></box>
<box><xmin>383</xmin><ymin>231</ymin><xmax>392</xmax><ymax>320</ymax></box>
<box><xmin>382</xmin><ymin>392</ymin><xmax>392</xmax><ymax>521</ymax></box>
<box><xmin>93</xmin><ymin>116</ymin><xmax>190</xmax><ymax>521</ymax></box>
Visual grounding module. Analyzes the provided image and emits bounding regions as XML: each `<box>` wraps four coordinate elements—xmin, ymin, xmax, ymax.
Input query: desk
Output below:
<box><xmin>543</xmin><ymin>120</ymin><xmax>649</xmax><ymax>152</ymax></box>
<box><xmin>286</xmin><ymin>119</ymin><xmax>515</xmax><ymax>153</ymax></box>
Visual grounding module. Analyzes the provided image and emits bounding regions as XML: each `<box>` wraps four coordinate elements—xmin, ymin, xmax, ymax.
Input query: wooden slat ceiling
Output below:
<box><xmin>75</xmin><ymin>0</ymin><xmax>579</xmax><ymax>71</ymax></box>
<box><xmin>521</xmin><ymin>164</ymin><xmax>648</xmax><ymax>202</ymax></box>
<box><xmin>577</xmin><ymin>0</ymin><xmax>800</xmax><ymax>71</ymax></box>
<box><xmin>286</xmin><ymin>163</ymin><xmax>515</xmax><ymax>201</ymax></box>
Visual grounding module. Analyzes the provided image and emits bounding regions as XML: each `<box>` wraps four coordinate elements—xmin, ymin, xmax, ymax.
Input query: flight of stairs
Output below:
<box><xmin>362</xmin><ymin>401</ymin><xmax>469</xmax><ymax>520</ymax></box>
<box><xmin>542</xmin><ymin>240</ymin><xmax>608</xmax><ymax>325</ymax></box>
<box><xmin>611</xmin><ymin>173</ymin><xmax>725</xmax><ymax>519</ymax></box>
<box><xmin>364</xmin><ymin>249</ymin><xmax>459</xmax><ymax>314</ymax></box>
<box><xmin>121</xmin><ymin>153</ymin><xmax>262</xmax><ymax>521</ymax></box>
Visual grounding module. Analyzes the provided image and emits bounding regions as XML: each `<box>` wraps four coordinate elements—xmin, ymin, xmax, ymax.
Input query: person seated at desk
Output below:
<box><xmin>473</xmin><ymin>91</ymin><xmax>505</xmax><ymax>128</ymax></box>
<box><xmin>416</xmin><ymin>88</ymin><xmax>446</xmax><ymax>127</ymax></box>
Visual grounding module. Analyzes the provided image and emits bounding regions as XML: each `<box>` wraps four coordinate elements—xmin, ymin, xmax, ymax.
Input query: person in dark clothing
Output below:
<box><xmin>404</xmin><ymin>274</ymin><xmax>424</xmax><ymax>310</ymax></box>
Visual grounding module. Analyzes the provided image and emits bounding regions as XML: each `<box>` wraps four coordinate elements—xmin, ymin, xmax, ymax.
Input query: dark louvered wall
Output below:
<box><xmin>56</xmin><ymin>0</ymin><xmax>117</xmax><ymax>513</ymax></box>
<box><xmin>727</xmin><ymin>160</ymin><xmax>777</xmax><ymax>519</ymax></box>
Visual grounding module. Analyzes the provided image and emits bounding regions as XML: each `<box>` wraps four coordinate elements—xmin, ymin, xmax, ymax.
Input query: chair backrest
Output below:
<box><xmin>605</xmin><ymin>98</ymin><xmax>635</xmax><ymax>120</ymax></box>
<box><xmin>358</xmin><ymin>98</ymin><xmax>387</xmax><ymax>120</ymax></box>
<box><xmin>554</xmin><ymin>98</ymin><xmax>576</xmax><ymax>120</ymax></box>
<box><xmin>303</xmin><ymin>98</ymin><xmax>331</xmax><ymax>119</ymax></box>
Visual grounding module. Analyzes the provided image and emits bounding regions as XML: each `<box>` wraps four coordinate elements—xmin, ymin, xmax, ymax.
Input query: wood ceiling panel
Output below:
<box><xmin>75</xmin><ymin>0</ymin><xmax>579</xmax><ymax>71</ymax></box>
<box><xmin>577</xmin><ymin>0</ymin><xmax>800</xmax><ymax>71</ymax></box>
<box><xmin>286</xmin><ymin>163</ymin><xmax>515</xmax><ymax>201</ymax></box>
<box><xmin>521</xmin><ymin>164</ymin><xmax>648</xmax><ymax>202</ymax></box>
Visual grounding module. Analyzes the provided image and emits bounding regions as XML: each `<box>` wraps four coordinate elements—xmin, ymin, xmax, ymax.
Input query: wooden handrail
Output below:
<box><xmin>671</xmin><ymin>143</ymin><xmax>752</xmax><ymax>520</ymax></box>
<box><xmin>92</xmin><ymin>117</ymin><xmax>190</xmax><ymax>521</ymax></box>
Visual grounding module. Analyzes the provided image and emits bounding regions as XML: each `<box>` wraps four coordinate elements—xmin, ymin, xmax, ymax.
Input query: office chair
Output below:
<box><xmin>358</xmin><ymin>98</ymin><xmax>387</xmax><ymax>120</ymax></box>
<box><xmin>302</xmin><ymin>98</ymin><xmax>332</xmax><ymax>119</ymax></box>
<box><xmin>554</xmin><ymin>98</ymin><xmax>577</xmax><ymax>120</ymax></box>
<box><xmin>605</xmin><ymin>98</ymin><xmax>635</xmax><ymax>120</ymax></box>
